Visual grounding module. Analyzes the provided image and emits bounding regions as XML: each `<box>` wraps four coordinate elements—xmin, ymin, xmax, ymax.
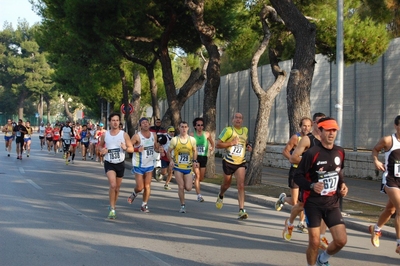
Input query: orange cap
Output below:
<box><xmin>317</xmin><ymin>119</ymin><xmax>340</xmax><ymax>130</ymax></box>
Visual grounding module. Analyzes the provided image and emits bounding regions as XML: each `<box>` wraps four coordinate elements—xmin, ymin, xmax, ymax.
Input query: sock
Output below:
<box><xmin>374</xmin><ymin>224</ymin><xmax>381</xmax><ymax>231</ymax></box>
<box><xmin>318</xmin><ymin>251</ymin><xmax>330</xmax><ymax>263</ymax></box>
<box><xmin>218</xmin><ymin>194</ymin><xmax>223</xmax><ymax>199</ymax></box>
<box><xmin>142</xmin><ymin>202</ymin><xmax>147</xmax><ymax>207</ymax></box>
<box><xmin>397</xmin><ymin>239</ymin><xmax>400</xmax><ymax>245</ymax></box>
<box><xmin>287</xmin><ymin>221</ymin><xmax>293</xmax><ymax>227</ymax></box>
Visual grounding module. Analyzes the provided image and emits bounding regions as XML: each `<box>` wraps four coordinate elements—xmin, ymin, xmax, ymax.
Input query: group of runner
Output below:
<box><xmin>2</xmin><ymin>118</ymin><xmax>108</xmax><ymax>164</ymax></box>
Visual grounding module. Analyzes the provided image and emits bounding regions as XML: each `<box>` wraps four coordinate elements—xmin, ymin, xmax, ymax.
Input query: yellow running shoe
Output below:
<box><xmin>215</xmin><ymin>194</ymin><xmax>223</xmax><ymax>209</ymax></box>
<box><xmin>283</xmin><ymin>218</ymin><xmax>294</xmax><ymax>241</ymax></box>
<box><xmin>238</xmin><ymin>209</ymin><xmax>248</xmax><ymax>220</ymax></box>
<box><xmin>368</xmin><ymin>225</ymin><xmax>381</xmax><ymax>247</ymax></box>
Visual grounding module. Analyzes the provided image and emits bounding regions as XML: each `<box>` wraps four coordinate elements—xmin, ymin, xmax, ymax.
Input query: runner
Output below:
<box><xmin>45</xmin><ymin>123</ymin><xmax>53</xmax><ymax>153</ymax></box>
<box><xmin>61</xmin><ymin>121</ymin><xmax>74</xmax><ymax>164</ymax></box>
<box><xmin>127</xmin><ymin>117</ymin><xmax>159</xmax><ymax>213</ymax></box>
<box><xmin>167</xmin><ymin>121</ymin><xmax>198</xmax><ymax>213</ymax></box>
<box><xmin>161</xmin><ymin>126</ymin><xmax>175</xmax><ymax>190</ymax></box>
<box><xmin>190</xmin><ymin>117</ymin><xmax>215</xmax><ymax>202</ymax></box>
<box><xmin>370</xmin><ymin>114</ymin><xmax>400</xmax><ymax>254</ymax></box>
<box><xmin>38</xmin><ymin>122</ymin><xmax>46</xmax><ymax>150</ymax></box>
<box><xmin>275</xmin><ymin>117</ymin><xmax>312</xmax><ymax>234</ymax></box>
<box><xmin>215</xmin><ymin>112</ymin><xmax>252</xmax><ymax>219</ymax></box>
<box><xmin>23</xmin><ymin>121</ymin><xmax>33</xmax><ymax>157</ymax></box>
<box><xmin>95</xmin><ymin>123</ymin><xmax>106</xmax><ymax>164</ymax></box>
<box><xmin>69</xmin><ymin>123</ymin><xmax>79</xmax><ymax>164</ymax></box>
<box><xmin>52</xmin><ymin>124</ymin><xmax>61</xmax><ymax>154</ymax></box>
<box><xmin>80</xmin><ymin>124</ymin><xmax>90</xmax><ymax>160</ymax></box>
<box><xmin>99</xmin><ymin>113</ymin><xmax>133</xmax><ymax>219</ymax></box>
<box><xmin>2</xmin><ymin>118</ymin><xmax>14</xmax><ymax>157</ymax></box>
<box><xmin>293</xmin><ymin>117</ymin><xmax>348</xmax><ymax>266</ymax></box>
<box><xmin>13</xmin><ymin>119</ymin><xmax>27</xmax><ymax>160</ymax></box>
<box><xmin>88</xmin><ymin>124</ymin><xmax>97</xmax><ymax>160</ymax></box>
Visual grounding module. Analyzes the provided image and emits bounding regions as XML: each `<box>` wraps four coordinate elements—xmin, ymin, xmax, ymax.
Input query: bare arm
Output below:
<box><xmin>206</xmin><ymin>131</ymin><xmax>215</xmax><ymax>151</ymax></box>
<box><xmin>282</xmin><ymin>134</ymin><xmax>298</xmax><ymax>160</ymax></box>
<box><xmin>289</xmin><ymin>136</ymin><xmax>310</xmax><ymax>164</ymax></box>
<box><xmin>372</xmin><ymin>136</ymin><xmax>391</xmax><ymax>172</ymax></box>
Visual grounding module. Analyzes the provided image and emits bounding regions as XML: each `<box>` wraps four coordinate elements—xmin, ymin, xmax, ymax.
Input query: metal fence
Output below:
<box><xmin>176</xmin><ymin>37</ymin><xmax>400</xmax><ymax>151</ymax></box>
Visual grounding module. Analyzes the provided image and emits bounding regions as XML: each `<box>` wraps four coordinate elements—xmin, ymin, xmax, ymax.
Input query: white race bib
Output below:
<box><xmin>229</xmin><ymin>144</ymin><xmax>243</xmax><ymax>156</ymax></box>
<box><xmin>318</xmin><ymin>171</ymin><xmax>339</xmax><ymax>196</ymax></box>
<box><xmin>178</xmin><ymin>153</ymin><xmax>190</xmax><ymax>164</ymax></box>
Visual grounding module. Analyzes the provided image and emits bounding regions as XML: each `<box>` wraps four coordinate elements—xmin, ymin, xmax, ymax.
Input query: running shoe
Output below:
<box><xmin>27</xmin><ymin>154</ymin><xmax>30</xmax><ymax>157</ymax></box>
<box><xmin>275</xmin><ymin>192</ymin><xmax>286</xmax><ymax>211</ymax></box>
<box><xmin>140</xmin><ymin>205</ymin><xmax>150</xmax><ymax>213</ymax></box>
<box><xmin>316</xmin><ymin>254</ymin><xmax>330</xmax><ymax>266</ymax></box>
<box><xmin>296</xmin><ymin>223</ymin><xmax>308</xmax><ymax>233</ymax></box>
<box><xmin>282</xmin><ymin>218</ymin><xmax>294</xmax><ymax>241</ymax></box>
<box><xmin>164</xmin><ymin>184</ymin><xmax>171</xmax><ymax>190</ymax></box>
<box><xmin>108</xmin><ymin>209</ymin><xmax>116</xmax><ymax>219</ymax></box>
<box><xmin>319</xmin><ymin>236</ymin><xmax>329</xmax><ymax>250</ymax></box>
<box><xmin>215</xmin><ymin>194</ymin><xmax>223</xmax><ymax>209</ymax></box>
<box><xmin>127</xmin><ymin>191</ymin><xmax>137</xmax><ymax>204</ymax></box>
<box><xmin>71</xmin><ymin>160</ymin><xmax>74</xmax><ymax>164</ymax></box>
<box><xmin>368</xmin><ymin>225</ymin><xmax>381</xmax><ymax>247</ymax></box>
<box><xmin>7</xmin><ymin>154</ymin><xmax>10</xmax><ymax>157</ymax></box>
<box><xmin>155</xmin><ymin>168</ymin><xmax>163</xmax><ymax>182</ymax></box>
<box><xmin>238</xmin><ymin>209</ymin><xmax>248</xmax><ymax>220</ymax></box>
<box><xmin>197</xmin><ymin>195</ymin><xmax>204</xmax><ymax>202</ymax></box>
<box><xmin>396</xmin><ymin>243</ymin><xmax>400</xmax><ymax>254</ymax></box>
<box><xmin>179</xmin><ymin>205</ymin><xmax>186</xmax><ymax>213</ymax></box>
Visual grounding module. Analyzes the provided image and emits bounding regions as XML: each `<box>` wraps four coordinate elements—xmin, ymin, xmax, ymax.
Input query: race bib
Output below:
<box><xmin>54</xmin><ymin>132</ymin><xmax>60</xmax><ymax>136</ymax></box>
<box><xmin>229</xmin><ymin>144</ymin><xmax>243</xmax><ymax>156</ymax></box>
<box><xmin>394</xmin><ymin>160</ymin><xmax>400</xmax><ymax>177</ymax></box>
<box><xmin>64</xmin><ymin>139</ymin><xmax>71</xmax><ymax>145</ymax></box>
<box><xmin>197</xmin><ymin>145</ymin><xmax>205</xmax><ymax>156</ymax></box>
<box><xmin>108</xmin><ymin>148</ymin><xmax>121</xmax><ymax>163</ymax></box>
<box><xmin>178</xmin><ymin>153</ymin><xmax>190</xmax><ymax>164</ymax></box>
<box><xmin>144</xmin><ymin>146</ymin><xmax>154</xmax><ymax>158</ymax></box>
<box><xmin>5</xmin><ymin>132</ymin><xmax>12</xmax><ymax>137</ymax></box>
<box><xmin>46</xmin><ymin>134</ymin><xmax>52</xmax><ymax>138</ymax></box>
<box><xmin>25</xmin><ymin>134</ymin><xmax>31</xmax><ymax>139</ymax></box>
<box><xmin>318</xmin><ymin>171</ymin><xmax>339</xmax><ymax>196</ymax></box>
<box><xmin>71</xmin><ymin>138</ymin><xmax>77</xmax><ymax>145</ymax></box>
<box><xmin>82</xmin><ymin>137</ymin><xmax>89</xmax><ymax>143</ymax></box>
<box><xmin>16</xmin><ymin>131</ymin><xmax>21</xmax><ymax>137</ymax></box>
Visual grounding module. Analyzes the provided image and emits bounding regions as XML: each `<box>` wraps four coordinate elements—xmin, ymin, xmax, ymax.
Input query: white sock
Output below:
<box><xmin>318</xmin><ymin>251</ymin><xmax>330</xmax><ymax>263</ymax></box>
<box><xmin>374</xmin><ymin>224</ymin><xmax>381</xmax><ymax>231</ymax></box>
<box><xmin>142</xmin><ymin>202</ymin><xmax>147</xmax><ymax>207</ymax></box>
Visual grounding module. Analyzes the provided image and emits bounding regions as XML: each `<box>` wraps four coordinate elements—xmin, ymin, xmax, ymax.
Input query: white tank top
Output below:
<box><xmin>132</xmin><ymin>132</ymin><xmax>155</xmax><ymax>168</ymax></box>
<box><xmin>104</xmin><ymin>130</ymin><xmax>126</xmax><ymax>164</ymax></box>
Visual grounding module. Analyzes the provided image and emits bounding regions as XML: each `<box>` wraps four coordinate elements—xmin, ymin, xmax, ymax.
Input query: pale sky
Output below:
<box><xmin>0</xmin><ymin>0</ymin><xmax>42</xmax><ymax>29</ymax></box>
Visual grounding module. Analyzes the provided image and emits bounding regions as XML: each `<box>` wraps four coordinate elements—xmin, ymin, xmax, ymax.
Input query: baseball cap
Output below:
<box><xmin>167</xmin><ymin>126</ymin><xmax>175</xmax><ymax>132</ymax></box>
<box><xmin>99</xmin><ymin>123</ymin><xmax>104</xmax><ymax>127</ymax></box>
<box><xmin>139</xmin><ymin>117</ymin><xmax>149</xmax><ymax>124</ymax></box>
<box><xmin>317</xmin><ymin>119</ymin><xmax>340</xmax><ymax>130</ymax></box>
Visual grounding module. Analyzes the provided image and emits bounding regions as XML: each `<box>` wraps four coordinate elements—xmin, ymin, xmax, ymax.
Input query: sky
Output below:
<box><xmin>0</xmin><ymin>0</ymin><xmax>42</xmax><ymax>29</ymax></box>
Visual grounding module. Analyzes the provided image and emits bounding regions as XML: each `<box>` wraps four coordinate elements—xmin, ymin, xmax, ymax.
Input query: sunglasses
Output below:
<box><xmin>196</xmin><ymin>124</ymin><xmax>203</xmax><ymax>127</ymax></box>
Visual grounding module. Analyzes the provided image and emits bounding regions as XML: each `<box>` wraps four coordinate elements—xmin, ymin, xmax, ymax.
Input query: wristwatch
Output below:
<box><xmin>310</xmin><ymin>183</ymin><xmax>315</xmax><ymax>190</ymax></box>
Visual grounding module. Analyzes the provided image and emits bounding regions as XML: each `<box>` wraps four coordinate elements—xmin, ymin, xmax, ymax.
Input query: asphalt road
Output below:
<box><xmin>0</xmin><ymin>137</ymin><xmax>399</xmax><ymax>266</ymax></box>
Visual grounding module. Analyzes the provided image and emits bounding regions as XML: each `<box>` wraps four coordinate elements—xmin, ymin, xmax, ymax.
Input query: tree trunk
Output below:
<box><xmin>186</xmin><ymin>0</ymin><xmax>220</xmax><ymax>178</ymax></box>
<box><xmin>44</xmin><ymin>97</ymin><xmax>51</xmax><ymax>123</ymax></box>
<box><xmin>269</xmin><ymin>0</ymin><xmax>317</xmax><ymax>137</ymax></box>
<box><xmin>129</xmin><ymin>70</ymin><xmax>141</xmax><ymax>136</ymax></box>
<box><xmin>246</xmin><ymin>5</ymin><xmax>287</xmax><ymax>185</ymax></box>
<box><xmin>63</xmin><ymin>101</ymin><xmax>74</xmax><ymax>122</ymax></box>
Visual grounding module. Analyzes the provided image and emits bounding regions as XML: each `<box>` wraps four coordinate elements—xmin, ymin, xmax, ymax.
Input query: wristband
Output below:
<box><xmin>192</xmin><ymin>160</ymin><xmax>198</xmax><ymax>163</ymax></box>
<box><xmin>134</xmin><ymin>147</ymin><xmax>139</xmax><ymax>152</ymax></box>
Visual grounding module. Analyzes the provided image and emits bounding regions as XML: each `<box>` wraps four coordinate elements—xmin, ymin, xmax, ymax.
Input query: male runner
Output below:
<box><xmin>215</xmin><ymin>112</ymin><xmax>252</xmax><ymax>219</ymax></box>
<box><xmin>370</xmin><ymin>115</ymin><xmax>400</xmax><ymax>254</ymax></box>
<box><xmin>294</xmin><ymin>117</ymin><xmax>348</xmax><ymax>266</ymax></box>
<box><xmin>99</xmin><ymin>113</ymin><xmax>133</xmax><ymax>219</ymax></box>
<box><xmin>167</xmin><ymin>121</ymin><xmax>198</xmax><ymax>213</ymax></box>
<box><xmin>190</xmin><ymin>117</ymin><xmax>215</xmax><ymax>202</ymax></box>
<box><xmin>2</xmin><ymin>118</ymin><xmax>14</xmax><ymax>157</ymax></box>
<box><xmin>13</xmin><ymin>119</ymin><xmax>27</xmax><ymax>160</ymax></box>
<box><xmin>127</xmin><ymin>117</ymin><xmax>159</xmax><ymax>213</ymax></box>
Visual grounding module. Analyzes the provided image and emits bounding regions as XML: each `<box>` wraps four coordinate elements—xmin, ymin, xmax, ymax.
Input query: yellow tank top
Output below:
<box><xmin>169</xmin><ymin>136</ymin><xmax>196</xmax><ymax>170</ymax></box>
<box><xmin>219</xmin><ymin>126</ymin><xmax>248</xmax><ymax>165</ymax></box>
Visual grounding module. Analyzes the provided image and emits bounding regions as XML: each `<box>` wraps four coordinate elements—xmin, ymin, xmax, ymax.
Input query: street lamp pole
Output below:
<box><xmin>335</xmin><ymin>0</ymin><xmax>344</xmax><ymax>146</ymax></box>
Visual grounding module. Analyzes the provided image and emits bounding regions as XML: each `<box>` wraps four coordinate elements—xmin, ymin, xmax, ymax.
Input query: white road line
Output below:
<box><xmin>137</xmin><ymin>249</ymin><xmax>171</xmax><ymax>266</ymax></box>
<box><xmin>58</xmin><ymin>201</ymin><xmax>91</xmax><ymax>220</ymax></box>
<box><xmin>26</xmin><ymin>179</ymin><xmax>42</xmax><ymax>189</ymax></box>
<box><xmin>19</xmin><ymin>167</ymin><xmax>25</xmax><ymax>174</ymax></box>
